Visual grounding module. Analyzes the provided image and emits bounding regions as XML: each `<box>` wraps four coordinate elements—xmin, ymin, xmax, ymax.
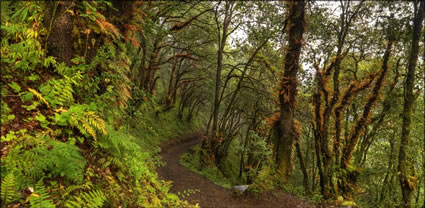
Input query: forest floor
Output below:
<box><xmin>157</xmin><ymin>134</ymin><xmax>315</xmax><ymax>208</ymax></box>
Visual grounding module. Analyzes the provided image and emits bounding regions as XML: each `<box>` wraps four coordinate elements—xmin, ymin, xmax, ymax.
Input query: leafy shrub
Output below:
<box><xmin>247</xmin><ymin>160</ymin><xmax>278</xmax><ymax>196</ymax></box>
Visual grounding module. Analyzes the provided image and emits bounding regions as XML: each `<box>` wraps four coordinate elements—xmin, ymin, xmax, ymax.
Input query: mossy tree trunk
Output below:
<box><xmin>398</xmin><ymin>1</ymin><xmax>424</xmax><ymax>207</ymax></box>
<box><xmin>275</xmin><ymin>0</ymin><xmax>305</xmax><ymax>182</ymax></box>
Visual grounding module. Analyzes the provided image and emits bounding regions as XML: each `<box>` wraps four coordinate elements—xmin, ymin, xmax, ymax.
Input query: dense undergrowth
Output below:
<box><xmin>1</xmin><ymin>85</ymin><xmax>203</xmax><ymax>208</ymax></box>
<box><xmin>0</xmin><ymin>1</ymin><xmax>203</xmax><ymax>207</ymax></box>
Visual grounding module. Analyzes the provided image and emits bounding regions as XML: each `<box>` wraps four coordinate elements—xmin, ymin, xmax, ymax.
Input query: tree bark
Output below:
<box><xmin>275</xmin><ymin>0</ymin><xmax>305</xmax><ymax>182</ymax></box>
<box><xmin>44</xmin><ymin>1</ymin><xmax>75</xmax><ymax>66</ymax></box>
<box><xmin>398</xmin><ymin>1</ymin><xmax>424</xmax><ymax>207</ymax></box>
<box><xmin>295</xmin><ymin>137</ymin><xmax>311</xmax><ymax>195</ymax></box>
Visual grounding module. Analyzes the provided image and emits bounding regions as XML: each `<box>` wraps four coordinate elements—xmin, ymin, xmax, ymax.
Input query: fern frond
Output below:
<box><xmin>28</xmin><ymin>88</ymin><xmax>50</xmax><ymax>108</ymax></box>
<box><xmin>29</xmin><ymin>180</ymin><xmax>56</xmax><ymax>208</ymax></box>
<box><xmin>52</xmin><ymin>79</ymin><xmax>74</xmax><ymax>105</ymax></box>
<box><xmin>54</xmin><ymin>107</ymin><xmax>68</xmax><ymax>113</ymax></box>
<box><xmin>82</xmin><ymin>190</ymin><xmax>106</xmax><ymax>208</ymax></box>
<box><xmin>30</xmin><ymin>140</ymin><xmax>86</xmax><ymax>182</ymax></box>
<box><xmin>65</xmin><ymin>190</ymin><xmax>106</xmax><ymax>208</ymax></box>
<box><xmin>1</xmin><ymin>173</ymin><xmax>20</xmax><ymax>207</ymax></box>
<box><xmin>84</xmin><ymin>112</ymin><xmax>107</xmax><ymax>135</ymax></box>
<box><xmin>81</xmin><ymin>119</ymin><xmax>97</xmax><ymax>141</ymax></box>
<box><xmin>61</xmin><ymin>184</ymin><xmax>84</xmax><ymax>199</ymax></box>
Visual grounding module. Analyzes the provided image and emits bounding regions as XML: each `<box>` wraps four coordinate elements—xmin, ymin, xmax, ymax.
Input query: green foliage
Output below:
<box><xmin>1</xmin><ymin>2</ymin><xmax>50</xmax><ymax>73</ymax></box>
<box><xmin>244</xmin><ymin>131</ymin><xmax>272</xmax><ymax>165</ymax></box>
<box><xmin>65</xmin><ymin>190</ymin><xmax>106</xmax><ymax>208</ymax></box>
<box><xmin>311</xmin><ymin>192</ymin><xmax>324</xmax><ymax>203</ymax></box>
<box><xmin>1</xmin><ymin>173</ymin><xmax>21</xmax><ymax>207</ymax></box>
<box><xmin>54</xmin><ymin>104</ymin><xmax>107</xmax><ymax>141</ymax></box>
<box><xmin>29</xmin><ymin>180</ymin><xmax>56</xmax><ymax>208</ymax></box>
<box><xmin>39</xmin><ymin>78</ymin><xmax>76</xmax><ymax>108</ymax></box>
<box><xmin>30</xmin><ymin>139</ymin><xmax>86</xmax><ymax>183</ymax></box>
<box><xmin>129</xmin><ymin>100</ymin><xmax>204</xmax><ymax>149</ymax></box>
<box><xmin>0</xmin><ymin>99</ymin><xmax>14</xmax><ymax>125</ymax></box>
<box><xmin>20</xmin><ymin>90</ymin><xmax>35</xmax><ymax>102</ymax></box>
<box><xmin>2</xmin><ymin>144</ymin><xmax>37</xmax><ymax>190</ymax></box>
<box><xmin>0</xmin><ymin>86</ymin><xmax>15</xmax><ymax>124</ymax></box>
<box><xmin>97</xmin><ymin>125</ymin><xmax>137</xmax><ymax>157</ymax></box>
<box><xmin>247</xmin><ymin>160</ymin><xmax>277</xmax><ymax>196</ymax></box>
<box><xmin>0</xmin><ymin>129</ymin><xmax>27</xmax><ymax>142</ymax></box>
<box><xmin>8</xmin><ymin>81</ymin><xmax>21</xmax><ymax>93</ymax></box>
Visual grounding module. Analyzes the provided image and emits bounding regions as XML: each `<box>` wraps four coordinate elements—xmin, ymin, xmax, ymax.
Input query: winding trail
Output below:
<box><xmin>157</xmin><ymin>134</ymin><xmax>314</xmax><ymax>208</ymax></box>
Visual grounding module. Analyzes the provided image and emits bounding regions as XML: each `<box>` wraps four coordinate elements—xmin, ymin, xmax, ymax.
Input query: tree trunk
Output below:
<box><xmin>239</xmin><ymin>126</ymin><xmax>250</xmax><ymax>179</ymax></box>
<box><xmin>275</xmin><ymin>0</ymin><xmax>305</xmax><ymax>182</ymax></box>
<box><xmin>398</xmin><ymin>1</ymin><xmax>424</xmax><ymax>207</ymax></box>
<box><xmin>165</xmin><ymin>52</ymin><xmax>178</xmax><ymax>106</ymax></box>
<box><xmin>44</xmin><ymin>1</ymin><xmax>75</xmax><ymax>66</ymax></box>
<box><xmin>295</xmin><ymin>137</ymin><xmax>311</xmax><ymax>195</ymax></box>
<box><xmin>201</xmin><ymin>2</ymin><xmax>234</xmax><ymax>165</ymax></box>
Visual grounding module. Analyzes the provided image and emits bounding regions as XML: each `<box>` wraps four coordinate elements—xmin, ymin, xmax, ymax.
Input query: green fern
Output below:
<box><xmin>2</xmin><ymin>143</ymin><xmax>37</xmax><ymax>188</ymax></box>
<box><xmin>65</xmin><ymin>190</ymin><xmax>106</xmax><ymax>208</ymax></box>
<box><xmin>28</xmin><ymin>88</ymin><xmax>50</xmax><ymax>108</ymax></box>
<box><xmin>61</xmin><ymin>184</ymin><xmax>84</xmax><ymax>199</ymax></box>
<box><xmin>97</xmin><ymin>125</ymin><xmax>137</xmax><ymax>157</ymax></box>
<box><xmin>54</xmin><ymin>105</ymin><xmax>107</xmax><ymax>141</ymax></box>
<box><xmin>29</xmin><ymin>180</ymin><xmax>56</xmax><ymax>208</ymax></box>
<box><xmin>85</xmin><ymin>112</ymin><xmax>107</xmax><ymax>135</ymax></box>
<box><xmin>61</xmin><ymin>181</ymin><xmax>93</xmax><ymax>200</ymax></box>
<box><xmin>39</xmin><ymin>78</ymin><xmax>76</xmax><ymax>108</ymax></box>
<box><xmin>31</xmin><ymin>140</ymin><xmax>86</xmax><ymax>183</ymax></box>
<box><xmin>1</xmin><ymin>173</ymin><xmax>20</xmax><ymax>207</ymax></box>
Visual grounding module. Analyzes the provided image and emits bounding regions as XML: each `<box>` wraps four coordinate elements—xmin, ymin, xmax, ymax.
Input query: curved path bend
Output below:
<box><xmin>157</xmin><ymin>134</ymin><xmax>314</xmax><ymax>208</ymax></box>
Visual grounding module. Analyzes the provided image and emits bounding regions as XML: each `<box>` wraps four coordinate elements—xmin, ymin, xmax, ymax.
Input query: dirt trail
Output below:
<box><xmin>157</xmin><ymin>134</ymin><xmax>314</xmax><ymax>208</ymax></box>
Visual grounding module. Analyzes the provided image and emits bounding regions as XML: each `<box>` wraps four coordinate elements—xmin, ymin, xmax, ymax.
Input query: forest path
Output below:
<box><xmin>157</xmin><ymin>134</ymin><xmax>314</xmax><ymax>208</ymax></box>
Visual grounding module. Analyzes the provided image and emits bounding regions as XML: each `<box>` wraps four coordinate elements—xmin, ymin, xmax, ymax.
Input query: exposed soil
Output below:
<box><xmin>157</xmin><ymin>134</ymin><xmax>315</xmax><ymax>208</ymax></box>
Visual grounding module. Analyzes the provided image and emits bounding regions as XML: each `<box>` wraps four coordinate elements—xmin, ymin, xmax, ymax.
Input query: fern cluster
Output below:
<box><xmin>81</xmin><ymin>112</ymin><xmax>107</xmax><ymax>141</ymax></box>
<box><xmin>30</xmin><ymin>139</ymin><xmax>86</xmax><ymax>183</ymax></box>
<box><xmin>1</xmin><ymin>1</ymin><xmax>201</xmax><ymax>207</ymax></box>
<box><xmin>1</xmin><ymin>173</ymin><xmax>20</xmax><ymax>207</ymax></box>
<box><xmin>39</xmin><ymin>78</ymin><xmax>76</xmax><ymax>108</ymax></box>
<box><xmin>97</xmin><ymin>125</ymin><xmax>137</xmax><ymax>157</ymax></box>
<box><xmin>2</xmin><ymin>135</ymin><xmax>38</xmax><ymax>188</ymax></box>
<box><xmin>28</xmin><ymin>180</ymin><xmax>56</xmax><ymax>208</ymax></box>
<box><xmin>65</xmin><ymin>190</ymin><xmax>106</xmax><ymax>208</ymax></box>
<box><xmin>54</xmin><ymin>104</ymin><xmax>107</xmax><ymax>141</ymax></box>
